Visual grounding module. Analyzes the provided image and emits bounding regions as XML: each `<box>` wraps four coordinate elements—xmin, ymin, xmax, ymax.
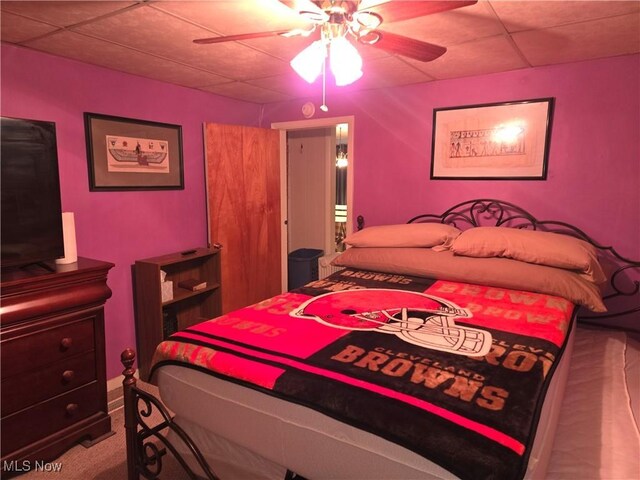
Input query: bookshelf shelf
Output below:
<box><xmin>133</xmin><ymin>247</ymin><xmax>221</xmax><ymax>381</ymax></box>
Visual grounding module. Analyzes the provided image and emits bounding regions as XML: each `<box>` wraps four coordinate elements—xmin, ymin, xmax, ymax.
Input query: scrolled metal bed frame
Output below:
<box><xmin>122</xmin><ymin>199</ymin><xmax>639</xmax><ymax>480</ymax></box>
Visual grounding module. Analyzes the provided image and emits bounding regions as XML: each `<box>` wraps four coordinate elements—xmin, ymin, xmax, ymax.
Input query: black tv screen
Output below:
<box><xmin>1</xmin><ymin>116</ymin><xmax>64</xmax><ymax>269</ymax></box>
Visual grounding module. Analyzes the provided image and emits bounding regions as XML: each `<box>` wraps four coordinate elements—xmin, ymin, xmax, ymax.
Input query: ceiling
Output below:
<box><xmin>2</xmin><ymin>1</ymin><xmax>639</xmax><ymax>105</ymax></box>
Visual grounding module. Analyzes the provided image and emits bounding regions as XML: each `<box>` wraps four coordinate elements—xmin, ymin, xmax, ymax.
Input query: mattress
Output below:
<box><xmin>156</xmin><ymin>325</ymin><xmax>576</xmax><ymax>480</ymax></box>
<box><xmin>546</xmin><ymin>327</ymin><xmax>640</xmax><ymax>479</ymax></box>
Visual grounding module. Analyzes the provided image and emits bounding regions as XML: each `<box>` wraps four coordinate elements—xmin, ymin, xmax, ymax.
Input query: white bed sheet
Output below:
<box><xmin>546</xmin><ymin>327</ymin><xmax>640</xmax><ymax>480</ymax></box>
<box><xmin>156</xmin><ymin>326</ymin><xmax>581</xmax><ymax>479</ymax></box>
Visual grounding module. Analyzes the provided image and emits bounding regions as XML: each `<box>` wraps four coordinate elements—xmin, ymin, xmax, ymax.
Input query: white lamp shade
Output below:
<box><xmin>290</xmin><ymin>40</ymin><xmax>326</xmax><ymax>83</ymax></box>
<box><xmin>330</xmin><ymin>37</ymin><xmax>363</xmax><ymax>86</ymax></box>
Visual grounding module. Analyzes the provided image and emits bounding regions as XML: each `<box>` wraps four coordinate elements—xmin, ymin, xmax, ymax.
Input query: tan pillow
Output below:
<box><xmin>332</xmin><ymin>247</ymin><xmax>606</xmax><ymax>312</ymax></box>
<box><xmin>451</xmin><ymin>227</ymin><xmax>606</xmax><ymax>285</ymax></box>
<box><xmin>343</xmin><ymin>223</ymin><xmax>461</xmax><ymax>250</ymax></box>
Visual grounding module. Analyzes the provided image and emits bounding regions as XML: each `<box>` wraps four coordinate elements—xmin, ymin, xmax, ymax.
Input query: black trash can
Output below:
<box><xmin>288</xmin><ymin>248</ymin><xmax>324</xmax><ymax>290</ymax></box>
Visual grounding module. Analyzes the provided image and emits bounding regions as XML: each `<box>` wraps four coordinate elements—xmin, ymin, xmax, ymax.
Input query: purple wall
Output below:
<box><xmin>1</xmin><ymin>44</ymin><xmax>261</xmax><ymax>378</ymax></box>
<box><xmin>3</xmin><ymin>43</ymin><xmax>639</xmax><ymax>376</ymax></box>
<box><xmin>263</xmin><ymin>54</ymin><xmax>640</xmax><ymax>261</ymax></box>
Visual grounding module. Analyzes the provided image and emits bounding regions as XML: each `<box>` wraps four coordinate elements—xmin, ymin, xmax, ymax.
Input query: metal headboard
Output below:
<box><xmin>359</xmin><ymin>199</ymin><xmax>639</xmax><ymax>327</ymax></box>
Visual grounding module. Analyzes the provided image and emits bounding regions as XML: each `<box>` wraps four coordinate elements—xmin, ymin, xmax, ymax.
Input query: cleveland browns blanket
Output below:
<box><xmin>150</xmin><ymin>268</ymin><xmax>576</xmax><ymax>480</ymax></box>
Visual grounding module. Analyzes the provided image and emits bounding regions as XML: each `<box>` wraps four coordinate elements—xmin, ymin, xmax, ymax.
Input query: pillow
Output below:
<box><xmin>332</xmin><ymin>247</ymin><xmax>606</xmax><ymax>312</ymax></box>
<box><xmin>451</xmin><ymin>227</ymin><xmax>606</xmax><ymax>285</ymax></box>
<box><xmin>343</xmin><ymin>223</ymin><xmax>461</xmax><ymax>250</ymax></box>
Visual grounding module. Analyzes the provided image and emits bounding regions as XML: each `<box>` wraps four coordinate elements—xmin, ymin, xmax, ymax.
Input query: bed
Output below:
<box><xmin>120</xmin><ymin>199</ymin><xmax>639</xmax><ymax>480</ymax></box>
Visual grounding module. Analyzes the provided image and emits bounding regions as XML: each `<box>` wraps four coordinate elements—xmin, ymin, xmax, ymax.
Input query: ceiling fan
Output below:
<box><xmin>194</xmin><ymin>1</ymin><xmax>477</xmax><ymax>107</ymax></box>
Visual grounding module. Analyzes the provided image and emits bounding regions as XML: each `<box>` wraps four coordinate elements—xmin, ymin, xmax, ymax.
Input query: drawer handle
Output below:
<box><xmin>62</xmin><ymin>370</ymin><xmax>75</xmax><ymax>383</ymax></box>
<box><xmin>66</xmin><ymin>403</ymin><xmax>79</xmax><ymax>416</ymax></box>
<box><xmin>60</xmin><ymin>337</ymin><xmax>73</xmax><ymax>350</ymax></box>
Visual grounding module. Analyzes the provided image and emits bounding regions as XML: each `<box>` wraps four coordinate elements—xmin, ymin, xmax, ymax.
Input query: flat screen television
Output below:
<box><xmin>1</xmin><ymin>116</ymin><xmax>64</xmax><ymax>269</ymax></box>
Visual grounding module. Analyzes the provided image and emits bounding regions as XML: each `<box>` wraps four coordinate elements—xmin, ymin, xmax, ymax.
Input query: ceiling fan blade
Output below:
<box><xmin>367</xmin><ymin>31</ymin><xmax>446</xmax><ymax>62</ymax></box>
<box><xmin>193</xmin><ymin>30</ymin><xmax>292</xmax><ymax>45</ymax></box>
<box><xmin>363</xmin><ymin>1</ymin><xmax>477</xmax><ymax>24</ymax></box>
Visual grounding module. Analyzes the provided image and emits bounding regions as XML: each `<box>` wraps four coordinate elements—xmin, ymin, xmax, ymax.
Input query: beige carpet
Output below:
<box><xmin>19</xmin><ymin>383</ymin><xmax>191</xmax><ymax>480</ymax></box>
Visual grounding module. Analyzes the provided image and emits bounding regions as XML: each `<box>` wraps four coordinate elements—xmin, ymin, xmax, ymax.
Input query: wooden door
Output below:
<box><xmin>204</xmin><ymin>123</ymin><xmax>281</xmax><ymax>314</ymax></box>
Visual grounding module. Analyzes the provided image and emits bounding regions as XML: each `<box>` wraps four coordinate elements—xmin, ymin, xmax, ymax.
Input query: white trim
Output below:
<box><xmin>278</xmin><ymin>129</ymin><xmax>288</xmax><ymax>293</ymax></box>
<box><xmin>325</xmin><ymin>131</ymin><xmax>335</xmax><ymax>255</ymax></box>
<box><xmin>272</xmin><ymin>116</ymin><xmax>355</xmax><ymax>293</ymax></box>
<box><xmin>203</xmin><ymin>123</ymin><xmax>213</xmax><ymax>248</ymax></box>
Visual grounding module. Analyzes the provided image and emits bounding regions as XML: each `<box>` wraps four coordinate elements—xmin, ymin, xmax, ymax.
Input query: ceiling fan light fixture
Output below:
<box><xmin>290</xmin><ymin>40</ymin><xmax>326</xmax><ymax>83</ymax></box>
<box><xmin>299</xmin><ymin>9</ymin><xmax>329</xmax><ymax>23</ymax></box>
<box><xmin>280</xmin><ymin>26</ymin><xmax>316</xmax><ymax>38</ymax></box>
<box><xmin>330</xmin><ymin>37</ymin><xmax>363</xmax><ymax>86</ymax></box>
<box><xmin>358</xmin><ymin>30</ymin><xmax>381</xmax><ymax>45</ymax></box>
<box><xmin>352</xmin><ymin>10</ymin><xmax>382</xmax><ymax>30</ymax></box>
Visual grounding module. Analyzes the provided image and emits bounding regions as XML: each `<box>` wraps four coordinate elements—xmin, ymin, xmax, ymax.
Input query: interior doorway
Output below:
<box><xmin>286</xmin><ymin>127</ymin><xmax>333</xmax><ymax>254</ymax></box>
<box><xmin>272</xmin><ymin>116</ymin><xmax>355</xmax><ymax>292</ymax></box>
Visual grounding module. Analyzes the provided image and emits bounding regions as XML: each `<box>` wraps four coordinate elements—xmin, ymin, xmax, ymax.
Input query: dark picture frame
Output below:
<box><xmin>430</xmin><ymin>98</ymin><xmax>554</xmax><ymax>180</ymax></box>
<box><xmin>84</xmin><ymin>113</ymin><xmax>184</xmax><ymax>191</ymax></box>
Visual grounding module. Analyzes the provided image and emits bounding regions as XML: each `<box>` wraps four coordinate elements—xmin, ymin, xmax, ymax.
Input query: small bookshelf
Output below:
<box><xmin>133</xmin><ymin>247</ymin><xmax>221</xmax><ymax>381</ymax></box>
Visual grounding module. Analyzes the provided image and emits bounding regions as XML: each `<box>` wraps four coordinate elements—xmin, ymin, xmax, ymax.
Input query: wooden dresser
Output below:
<box><xmin>0</xmin><ymin>258</ymin><xmax>114</xmax><ymax>474</ymax></box>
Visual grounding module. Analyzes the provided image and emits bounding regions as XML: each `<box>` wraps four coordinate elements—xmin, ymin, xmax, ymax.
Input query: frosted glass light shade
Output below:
<box><xmin>330</xmin><ymin>37</ymin><xmax>363</xmax><ymax>86</ymax></box>
<box><xmin>290</xmin><ymin>40</ymin><xmax>326</xmax><ymax>83</ymax></box>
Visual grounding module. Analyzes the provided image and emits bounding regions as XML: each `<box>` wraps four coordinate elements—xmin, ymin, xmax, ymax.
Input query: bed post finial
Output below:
<box><xmin>121</xmin><ymin>348</ymin><xmax>138</xmax><ymax>480</ymax></box>
<box><xmin>121</xmin><ymin>348</ymin><xmax>137</xmax><ymax>387</ymax></box>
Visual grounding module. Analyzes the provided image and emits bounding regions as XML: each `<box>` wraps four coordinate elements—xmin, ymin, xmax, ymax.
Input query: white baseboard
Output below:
<box><xmin>106</xmin><ymin>371</ymin><xmax>140</xmax><ymax>413</ymax></box>
<box><xmin>107</xmin><ymin>370</ymin><xmax>139</xmax><ymax>393</ymax></box>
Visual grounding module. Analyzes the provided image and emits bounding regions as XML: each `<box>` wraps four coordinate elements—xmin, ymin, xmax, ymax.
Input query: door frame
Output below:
<box><xmin>272</xmin><ymin>115</ymin><xmax>355</xmax><ymax>292</ymax></box>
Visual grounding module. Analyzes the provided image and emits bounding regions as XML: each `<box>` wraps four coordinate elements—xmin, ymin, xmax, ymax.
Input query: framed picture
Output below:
<box><xmin>84</xmin><ymin>113</ymin><xmax>184</xmax><ymax>191</ymax></box>
<box><xmin>430</xmin><ymin>98</ymin><xmax>554</xmax><ymax>180</ymax></box>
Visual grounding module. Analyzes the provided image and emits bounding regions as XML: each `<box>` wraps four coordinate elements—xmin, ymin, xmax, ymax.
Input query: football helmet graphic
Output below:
<box><xmin>291</xmin><ymin>289</ymin><xmax>491</xmax><ymax>357</ymax></box>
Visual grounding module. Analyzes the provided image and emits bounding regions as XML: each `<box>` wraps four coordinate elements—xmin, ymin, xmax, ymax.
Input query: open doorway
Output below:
<box><xmin>286</xmin><ymin>127</ymin><xmax>333</xmax><ymax>254</ymax></box>
<box><xmin>272</xmin><ymin>116</ymin><xmax>354</xmax><ymax>292</ymax></box>
<box><xmin>334</xmin><ymin>122</ymin><xmax>348</xmax><ymax>252</ymax></box>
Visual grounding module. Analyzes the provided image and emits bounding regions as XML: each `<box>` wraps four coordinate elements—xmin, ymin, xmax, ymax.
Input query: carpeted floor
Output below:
<box><xmin>17</xmin><ymin>383</ymin><xmax>190</xmax><ymax>480</ymax></box>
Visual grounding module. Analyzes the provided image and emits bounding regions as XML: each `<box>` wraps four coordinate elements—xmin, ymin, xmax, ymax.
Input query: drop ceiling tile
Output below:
<box><xmin>247</xmin><ymin>71</ymin><xmax>306</xmax><ymax>91</ymax></box>
<box><xmin>236</xmin><ymin>33</ymin><xmax>320</xmax><ymax>62</ymax></box>
<box><xmin>24</xmin><ymin>30</ymin><xmax>231</xmax><ymax>88</ymax></box>
<box><xmin>149</xmin><ymin>66</ymin><xmax>233</xmax><ymax>89</ymax></box>
<box><xmin>513</xmin><ymin>14</ymin><xmax>640</xmax><ymax>66</ymax></box>
<box><xmin>409</xmin><ymin>35</ymin><xmax>528</xmax><ymax>80</ymax></box>
<box><xmin>70</xmin><ymin>5</ymin><xmax>290</xmax><ymax>79</ymax></box>
<box><xmin>380</xmin><ymin>1</ymin><xmax>503</xmax><ymax>47</ymax></box>
<box><xmin>490</xmin><ymin>1</ymin><xmax>640</xmax><ymax>32</ymax></box>
<box><xmin>0</xmin><ymin>11</ymin><xmax>59</xmax><ymax>43</ymax></box>
<box><xmin>0</xmin><ymin>1</ymin><xmax>138</xmax><ymax>27</ymax></box>
<box><xmin>246</xmin><ymin>71</ymin><xmax>322</xmax><ymax>98</ymax></box>
<box><xmin>354</xmin><ymin>55</ymin><xmax>433</xmax><ymax>90</ymax></box>
<box><xmin>199</xmin><ymin>81</ymin><xmax>293</xmax><ymax>104</ymax></box>
<box><xmin>152</xmin><ymin>0</ymin><xmax>310</xmax><ymax>36</ymax></box>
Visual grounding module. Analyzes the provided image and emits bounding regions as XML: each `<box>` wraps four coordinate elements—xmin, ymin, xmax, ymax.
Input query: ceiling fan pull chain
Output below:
<box><xmin>321</xmin><ymin>53</ymin><xmax>328</xmax><ymax>112</ymax></box>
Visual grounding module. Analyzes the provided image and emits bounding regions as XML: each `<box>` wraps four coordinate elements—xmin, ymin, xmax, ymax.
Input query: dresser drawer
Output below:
<box><xmin>1</xmin><ymin>351</ymin><xmax>97</xmax><ymax>417</ymax></box>
<box><xmin>1</xmin><ymin>317</ymin><xmax>95</xmax><ymax>377</ymax></box>
<box><xmin>1</xmin><ymin>381</ymin><xmax>101</xmax><ymax>456</ymax></box>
